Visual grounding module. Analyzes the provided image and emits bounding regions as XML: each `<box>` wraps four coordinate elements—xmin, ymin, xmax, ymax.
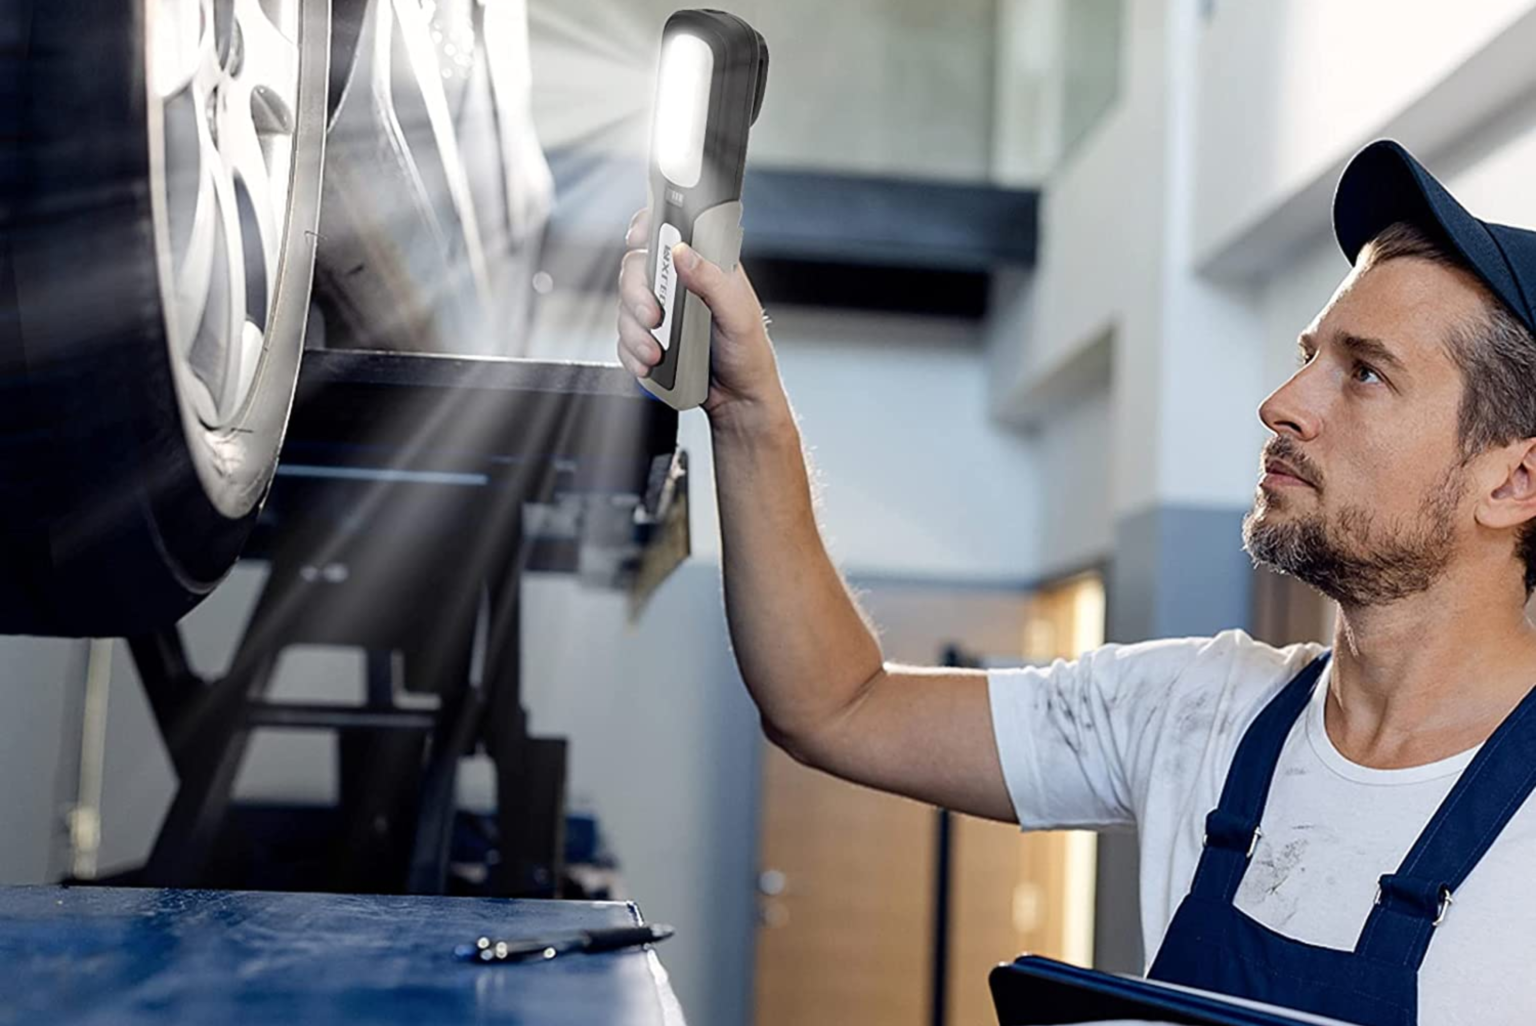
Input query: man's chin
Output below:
<box><xmin>1245</xmin><ymin>498</ymin><xmax>1283</xmax><ymax>528</ymax></box>
<box><xmin>1240</xmin><ymin>511</ymin><xmax>1304</xmax><ymax>572</ymax></box>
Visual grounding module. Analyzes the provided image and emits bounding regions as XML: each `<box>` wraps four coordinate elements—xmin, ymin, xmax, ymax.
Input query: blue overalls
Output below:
<box><xmin>1148</xmin><ymin>652</ymin><xmax>1536</xmax><ymax>1025</ymax></box>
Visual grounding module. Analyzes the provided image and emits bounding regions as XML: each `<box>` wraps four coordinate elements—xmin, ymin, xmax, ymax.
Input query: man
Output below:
<box><xmin>614</xmin><ymin>140</ymin><xmax>1536</xmax><ymax>1025</ymax></box>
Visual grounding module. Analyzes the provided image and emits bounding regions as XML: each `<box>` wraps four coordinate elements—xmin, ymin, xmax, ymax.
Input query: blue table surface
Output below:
<box><xmin>0</xmin><ymin>886</ymin><xmax>686</xmax><ymax>1025</ymax></box>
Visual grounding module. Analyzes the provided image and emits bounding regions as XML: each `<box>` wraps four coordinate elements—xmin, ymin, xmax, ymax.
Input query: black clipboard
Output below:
<box><xmin>991</xmin><ymin>955</ymin><xmax>1357</xmax><ymax>1025</ymax></box>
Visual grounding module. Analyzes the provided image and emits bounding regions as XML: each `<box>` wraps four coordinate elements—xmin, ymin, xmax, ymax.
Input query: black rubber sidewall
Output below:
<box><xmin>3</xmin><ymin>0</ymin><xmax>321</xmax><ymax>636</ymax></box>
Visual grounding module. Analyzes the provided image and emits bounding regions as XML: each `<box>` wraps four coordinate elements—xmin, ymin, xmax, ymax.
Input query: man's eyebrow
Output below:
<box><xmin>1337</xmin><ymin>332</ymin><xmax>1408</xmax><ymax>375</ymax></box>
<box><xmin>1296</xmin><ymin>331</ymin><xmax>1409</xmax><ymax>376</ymax></box>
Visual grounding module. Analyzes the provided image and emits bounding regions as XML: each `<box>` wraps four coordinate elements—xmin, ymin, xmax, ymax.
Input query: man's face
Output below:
<box><xmin>1243</xmin><ymin>255</ymin><xmax>1491</xmax><ymax>606</ymax></box>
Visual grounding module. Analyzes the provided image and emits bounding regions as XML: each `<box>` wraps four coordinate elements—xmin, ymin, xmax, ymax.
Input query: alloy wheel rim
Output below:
<box><xmin>151</xmin><ymin>0</ymin><xmax>300</xmax><ymax>429</ymax></box>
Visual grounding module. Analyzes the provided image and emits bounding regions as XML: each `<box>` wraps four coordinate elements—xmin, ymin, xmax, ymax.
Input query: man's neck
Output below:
<box><xmin>1326</xmin><ymin>571</ymin><xmax>1536</xmax><ymax>769</ymax></box>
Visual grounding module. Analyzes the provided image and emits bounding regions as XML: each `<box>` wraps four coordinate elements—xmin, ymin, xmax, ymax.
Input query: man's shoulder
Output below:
<box><xmin>1086</xmin><ymin>628</ymin><xmax>1327</xmax><ymax>708</ymax></box>
<box><xmin>1099</xmin><ymin>630</ymin><xmax>1329</xmax><ymax>817</ymax></box>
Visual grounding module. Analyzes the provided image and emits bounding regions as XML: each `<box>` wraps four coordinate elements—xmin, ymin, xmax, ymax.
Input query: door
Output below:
<box><xmin>752</xmin><ymin>573</ymin><xmax>1105</xmax><ymax>1026</ymax></box>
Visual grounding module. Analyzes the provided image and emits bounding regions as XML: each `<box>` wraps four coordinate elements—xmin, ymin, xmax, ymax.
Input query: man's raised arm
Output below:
<box><xmin>614</xmin><ymin>209</ymin><xmax>1015</xmax><ymax>822</ymax></box>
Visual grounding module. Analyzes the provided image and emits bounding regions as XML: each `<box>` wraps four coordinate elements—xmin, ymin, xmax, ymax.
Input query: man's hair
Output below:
<box><xmin>1359</xmin><ymin>222</ymin><xmax>1536</xmax><ymax>594</ymax></box>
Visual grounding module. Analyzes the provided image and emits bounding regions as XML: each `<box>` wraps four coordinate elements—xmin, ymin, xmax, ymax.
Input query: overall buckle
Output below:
<box><xmin>1202</xmin><ymin>809</ymin><xmax>1262</xmax><ymax>859</ymax></box>
<box><xmin>1374</xmin><ymin>874</ymin><xmax>1454</xmax><ymax>927</ymax></box>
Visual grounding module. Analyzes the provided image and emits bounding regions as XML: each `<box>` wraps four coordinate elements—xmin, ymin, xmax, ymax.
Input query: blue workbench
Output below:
<box><xmin>0</xmin><ymin>886</ymin><xmax>686</xmax><ymax>1025</ymax></box>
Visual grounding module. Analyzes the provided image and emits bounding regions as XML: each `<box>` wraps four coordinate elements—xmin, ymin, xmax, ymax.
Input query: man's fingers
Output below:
<box><xmin>620</xmin><ymin>293</ymin><xmax>662</xmax><ymax>331</ymax></box>
<box><xmin>620</xmin><ymin>290</ymin><xmax>661</xmax><ymax>331</ymax></box>
<box><xmin>619</xmin><ymin>248</ymin><xmax>648</xmax><ymax>289</ymax></box>
<box><xmin>619</xmin><ymin>250</ymin><xmax>660</xmax><ymax>320</ymax></box>
<box><xmin>617</xmin><ymin>243</ymin><xmax>665</xmax><ymax>375</ymax></box>
<box><xmin>616</xmin><ymin>342</ymin><xmax>651</xmax><ymax>380</ymax></box>
<box><xmin>617</xmin><ymin>307</ymin><xmax>663</xmax><ymax>366</ymax></box>
<box><xmin>616</xmin><ymin>323</ymin><xmax>656</xmax><ymax>377</ymax></box>
<box><xmin>625</xmin><ymin>207</ymin><xmax>652</xmax><ymax>248</ymax></box>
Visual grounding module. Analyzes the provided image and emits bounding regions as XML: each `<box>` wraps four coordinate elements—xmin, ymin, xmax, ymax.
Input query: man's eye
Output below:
<box><xmin>1296</xmin><ymin>348</ymin><xmax>1315</xmax><ymax>367</ymax></box>
<box><xmin>1352</xmin><ymin>362</ymin><xmax>1382</xmax><ymax>385</ymax></box>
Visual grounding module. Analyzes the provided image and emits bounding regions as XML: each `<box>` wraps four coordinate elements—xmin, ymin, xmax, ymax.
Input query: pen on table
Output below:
<box><xmin>454</xmin><ymin>923</ymin><xmax>675</xmax><ymax>963</ymax></box>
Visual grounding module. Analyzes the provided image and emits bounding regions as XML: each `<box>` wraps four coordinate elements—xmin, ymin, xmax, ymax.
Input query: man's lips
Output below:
<box><xmin>1262</xmin><ymin>458</ymin><xmax>1315</xmax><ymax>488</ymax></box>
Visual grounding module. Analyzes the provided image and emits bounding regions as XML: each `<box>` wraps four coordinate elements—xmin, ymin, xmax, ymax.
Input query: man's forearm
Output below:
<box><xmin>709</xmin><ymin>399</ymin><xmax>885</xmax><ymax>759</ymax></box>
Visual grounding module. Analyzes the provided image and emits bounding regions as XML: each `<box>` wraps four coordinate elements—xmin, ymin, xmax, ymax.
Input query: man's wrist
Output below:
<box><xmin>707</xmin><ymin>391</ymin><xmax>796</xmax><ymax>444</ymax></box>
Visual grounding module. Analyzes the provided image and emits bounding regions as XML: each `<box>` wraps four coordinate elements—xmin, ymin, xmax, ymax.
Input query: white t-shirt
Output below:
<box><xmin>987</xmin><ymin>628</ymin><xmax>1536</xmax><ymax>1026</ymax></box>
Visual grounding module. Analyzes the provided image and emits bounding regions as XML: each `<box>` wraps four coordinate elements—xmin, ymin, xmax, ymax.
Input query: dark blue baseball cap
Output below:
<box><xmin>1333</xmin><ymin>139</ymin><xmax>1536</xmax><ymax>337</ymax></box>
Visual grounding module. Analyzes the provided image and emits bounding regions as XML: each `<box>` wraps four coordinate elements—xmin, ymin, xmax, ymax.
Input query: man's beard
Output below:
<box><xmin>1241</xmin><ymin>462</ymin><xmax>1465</xmax><ymax>607</ymax></box>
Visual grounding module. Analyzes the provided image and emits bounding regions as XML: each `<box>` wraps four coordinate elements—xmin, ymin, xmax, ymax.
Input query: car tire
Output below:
<box><xmin>1</xmin><ymin>0</ymin><xmax>330</xmax><ymax>637</ymax></box>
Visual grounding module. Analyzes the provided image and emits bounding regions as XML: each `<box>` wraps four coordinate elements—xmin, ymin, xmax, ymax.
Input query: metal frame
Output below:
<box><xmin>120</xmin><ymin>349</ymin><xmax>684</xmax><ymax>897</ymax></box>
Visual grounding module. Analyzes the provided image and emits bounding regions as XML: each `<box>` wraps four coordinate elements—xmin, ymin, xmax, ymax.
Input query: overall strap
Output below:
<box><xmin>1188</xmin><ymin>652</ymin><xmax>1332</xmax><ymax>903</ymax></box>
<box><xmin>1355</xmin><ymin>680</ymin><xmax>1536</xmax><ymax>968</ymax></box>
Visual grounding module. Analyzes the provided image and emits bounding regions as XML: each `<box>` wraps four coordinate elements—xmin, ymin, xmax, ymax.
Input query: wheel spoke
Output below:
<box><xmin>177</xmin><ymin>110</ymin><xmax>245</xmax><ymax>425</ymax></box>
<box><xmin>181</xmin><ymin>180</ymin><xmax>233</xmax><ymax>426</ymax></box>
<box><xmin>164</xmin><ymin>0</ymin><xmax>228</xmax><ymax>353</ymax></box>
<box><xmin>150</xmin><ymin>0</ymin><xmax>206</xmax><ymax>98</ymax></box>
<box><xmin>199</xmin><ymin>154</ymin><xmax>247</xmax><ymax>420</ymax></box>
<box><xmin>217</xmin><ymin>94</ymin><xmax>280</xmax><ymax>312</ymax></box>
<box><xmin>171</xmin><ymin>82</ymin><xmax>224</xmax><ymax>352</ymax></box>
<box><xmin>192</xmin><ymin>0</ymin><xmax>225</xmax><ymax>100</ymax></box>
<box><xmin>234</xmin><ymin>0</ymin><xmax>299</xmax><ymax>123</ymax></box>
<box><xmin>174</xmin><ymin>162</ymin><xmax>218</xmax><ymax>351</ymax></box>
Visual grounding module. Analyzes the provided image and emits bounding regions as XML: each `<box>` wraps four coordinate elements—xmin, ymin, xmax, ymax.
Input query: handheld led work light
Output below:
<box><xmin>640</xmin><ymin>10</ymin><xmax>769</xmax><ymax>410</ymax></box>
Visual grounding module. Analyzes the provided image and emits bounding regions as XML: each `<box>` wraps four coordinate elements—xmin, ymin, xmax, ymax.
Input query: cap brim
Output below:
<box><xmin>1333</xmin><ymin>140</ymin><xmax>1533</xmax><ymax>331</ymax></box>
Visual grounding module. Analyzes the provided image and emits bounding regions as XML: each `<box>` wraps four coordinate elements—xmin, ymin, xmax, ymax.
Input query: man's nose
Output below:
<box><xmin>1258</xmin><ymin>369</ymin><xmax>1322</xmax><ymax>441</ymax></box>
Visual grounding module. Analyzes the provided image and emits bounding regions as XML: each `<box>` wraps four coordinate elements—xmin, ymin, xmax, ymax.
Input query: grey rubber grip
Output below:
<box><xmin>641</xmin><ymin>200</ymin><xmax>744</xmax><ymax>410</ymax></box>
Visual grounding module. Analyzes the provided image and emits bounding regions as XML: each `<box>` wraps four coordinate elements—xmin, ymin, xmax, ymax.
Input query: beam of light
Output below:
<box><xmin>519</xmin><ymin>4</ymin><xmax>721</xmax><ymax>370</ymax></box>
<box><xmin>526</xmin><ymin>1</ymin><xmax>655</xmax><ymax>76</ymax></box>
<box><xmin>219</xmin><ymin>0</ymin><xmax>688</xmax><ymax>694</ymax></box>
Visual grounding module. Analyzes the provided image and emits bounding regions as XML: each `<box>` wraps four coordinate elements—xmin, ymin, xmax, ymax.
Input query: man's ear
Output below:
<box><xmin>1480</xmin><ymin>438</ymin><xmax>1536</xmax><ymax>530</ymax></box>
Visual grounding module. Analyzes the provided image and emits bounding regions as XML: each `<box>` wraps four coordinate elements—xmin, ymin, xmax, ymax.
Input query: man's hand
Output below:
<box><xmin>616</xmin><ymin>207</ymin><xmax>788</xmax><ymax>428</ymax></box>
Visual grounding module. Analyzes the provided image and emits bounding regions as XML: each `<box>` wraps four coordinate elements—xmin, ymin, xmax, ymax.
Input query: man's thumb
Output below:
<box><xmin>672</xmin><ymin>242</ymin><xmax>717</xmax><ymax>292</ymax></box>
<box><xmin>672</xmin><ymin>242</ymin><xmax>753</xmax><ymax>336</ymax></box>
